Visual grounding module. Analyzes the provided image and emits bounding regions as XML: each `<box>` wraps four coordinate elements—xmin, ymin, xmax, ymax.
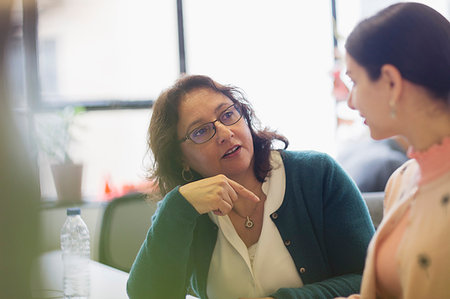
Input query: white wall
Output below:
<box><xmin>185</xmin><ymin>0</ymin><xmax>337</xmax><ymax>153</ymax></box>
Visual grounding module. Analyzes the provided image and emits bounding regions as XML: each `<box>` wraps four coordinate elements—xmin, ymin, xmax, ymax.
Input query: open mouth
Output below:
<box><xmin>222</xmin><ymin>145</ymin><xmax>241</xmax><ymax>158</ymax></box>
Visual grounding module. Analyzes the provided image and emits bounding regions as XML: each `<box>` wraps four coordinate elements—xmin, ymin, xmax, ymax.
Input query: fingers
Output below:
<box><xmin>215</xmin><ymin>197</ymin><xmax>233</xmax><ymax>215</ymax></box>
<box><xmin>226</xmin><ymin>178</ymin><xmax>260</xmax><ymax>203</ymax></box>
<box><xmin>213</xmin><ymin>209</ymin><xmax>223</xmax><ymax>216</ymax></box>
<box><xmin>179</xmin><ymin>174</ymin><xmax>259</xmax><ymax>215</ymax></box>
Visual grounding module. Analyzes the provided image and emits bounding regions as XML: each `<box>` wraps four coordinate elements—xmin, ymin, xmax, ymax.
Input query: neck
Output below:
<box><xmin>228</xmin><ymin>160</ymin><xmax>262</xmax><ymax>194</ymax></box>
<box><xmin>399</xmin><ymin>90</ymin><xmax>450</xmax><ymax>152</ymax></box>
<box><xmin>406</xmin><ymin>115</ymin><xmax>450</xmax><ymax>152</ymax></box>
<box><xmin>232</xmin><ymin>175</ymin><xmax>265</xmax><ymax>215</ymax></box>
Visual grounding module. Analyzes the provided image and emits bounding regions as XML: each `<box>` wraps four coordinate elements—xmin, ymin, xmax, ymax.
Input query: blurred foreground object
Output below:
<box><xmin>0</xmin><ymin>0</ymin><xmax>40</xmax><ymax>298</ymax></box>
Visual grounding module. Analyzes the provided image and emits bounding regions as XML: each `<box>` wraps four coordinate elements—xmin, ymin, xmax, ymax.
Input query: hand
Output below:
<box><xmin>179</xmin><ymin>174</ymin><xmax>260</xmax><ymax>215</ymax></box>
<box><xmin>334</xmin><ymin>295</ymin><xmax>360</xmax><ymax>299</ymax></box>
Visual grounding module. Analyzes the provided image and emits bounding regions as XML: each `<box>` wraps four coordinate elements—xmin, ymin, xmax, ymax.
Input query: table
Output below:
<box><xmin>31</xmin><ymin>250</ymin><xmax>198</xmax><ymax>299</ymax></box>
<box><xmin>31</xmin><ymin>250</ymin><xmax>129</xmax><ymax>299</ymax></box>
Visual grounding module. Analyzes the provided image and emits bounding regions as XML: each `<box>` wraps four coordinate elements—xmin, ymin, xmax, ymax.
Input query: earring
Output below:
<box><xmin>182</xmin><ymin>166</ymin><xmax>193</xmax><ymax>182</ymax></box>
<box><xmin>389</xmin><ymin>100</ymin><xmax>397</xmax><ymax>119</ymax></box>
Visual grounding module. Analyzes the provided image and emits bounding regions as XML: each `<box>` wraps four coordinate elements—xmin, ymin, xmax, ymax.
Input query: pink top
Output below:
<box><xmin>374</xmin><ymin>136</ymin><xmax>450</xmax><ymax>299</ymax></box>
<box><xmin>375</xmin><ymin>208</ymin><xmax>411</xmax><ymax>298</ymax></box>
<box><xmin>337</xmin><ymin>136</ymin><xmax>450</xmax><ymax>299</ymax></box>
<box><xmin>408</xmin><ymin>136</ymin><xmax>450</xmax><ymax>185</ymax></box>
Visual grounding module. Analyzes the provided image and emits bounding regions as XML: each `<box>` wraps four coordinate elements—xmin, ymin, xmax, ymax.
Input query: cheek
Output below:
<box><xmin>182</xmin><ymin>146</ymin><xmax>207</xmax><ymax>165</ymax></box>
<box><xmin>354</xmin><ymin>86</ymin><xmax>375</xmax><ymax>109</ymax></box>
<box><xmin>237</xmin><ymin>123</ymin><xmax>253</xmax><ymax>147</ymax></box>
<box><xmin>181</xmin><ymin>145</ymin><xmax>218</xmax><ymax>176</ymax></box>
<box><xmin>353</xmin><ymin>87</ymin><xmax>365</xmax><ymax>107</ymax></box>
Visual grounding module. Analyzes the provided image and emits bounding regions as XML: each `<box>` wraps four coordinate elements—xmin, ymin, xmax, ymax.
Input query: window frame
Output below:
<box><xmin>22</xmin><ymin>0</ymin><xmax>188</xmax><ymax>112</ymax></box>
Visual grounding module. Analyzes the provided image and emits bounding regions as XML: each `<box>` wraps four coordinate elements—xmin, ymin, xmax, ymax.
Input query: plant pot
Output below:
<box><xmin>51</xmin><ymin>163</ymin><xmax>83</xmax><ymax>203</ymax></box>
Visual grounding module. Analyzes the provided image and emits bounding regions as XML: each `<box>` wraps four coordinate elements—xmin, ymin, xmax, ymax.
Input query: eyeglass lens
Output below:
<box><xmin>189</xmin><ymin>104</ymin><xmax>242</xmax><ymax>144</ymax></box>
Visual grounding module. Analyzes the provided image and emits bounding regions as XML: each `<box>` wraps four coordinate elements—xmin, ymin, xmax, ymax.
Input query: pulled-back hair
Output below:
<box><xmin>345</xmin><ymin>2</ymin><xmax>450</xmax><ymax>104</ymax></box>
<box><xmin>147</xmin><ymin>74</ymin><xmax>288</xmax><ymax>195</ymax></box>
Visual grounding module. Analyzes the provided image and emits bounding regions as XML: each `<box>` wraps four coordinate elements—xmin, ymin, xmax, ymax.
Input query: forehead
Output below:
<box><xmin>177</xmin><ymin>87</ymin><xmax>234</xmax><ymax>129</ymax></box>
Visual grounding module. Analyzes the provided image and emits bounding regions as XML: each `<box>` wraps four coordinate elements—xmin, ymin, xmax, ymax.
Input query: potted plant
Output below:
<box><xmin>35</xmin><ymin>106</ymin><xmax>85</xmax><ymax>203</ymax></box>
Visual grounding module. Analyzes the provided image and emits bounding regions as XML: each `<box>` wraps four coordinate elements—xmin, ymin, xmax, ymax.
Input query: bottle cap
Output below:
<box><xmin>67</xmin><ymin>207</ymin><xmax>81</xmax><ymax>216</ymax></box>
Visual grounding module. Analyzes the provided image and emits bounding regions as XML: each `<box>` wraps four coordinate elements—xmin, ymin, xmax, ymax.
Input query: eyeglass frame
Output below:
<box><xmin>179</xmin><ymin>103</ymin><xmax>243</xmax><ymax>144</ymax></box>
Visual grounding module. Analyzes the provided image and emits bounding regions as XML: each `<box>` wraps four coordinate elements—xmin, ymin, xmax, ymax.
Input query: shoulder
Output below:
<box><xmin>384</xmin><ymin>159</ymin><xmax>418</xmax><ymax>210</ymax></box>
<box><xmin>386</xmin><ymin>159</ymin><xmax>418</xmax><ymax>186</ymax></box>
<box><xmin>279</xmin><ymin>150</ymin><xmax>351</xmax><ymax>195</ymax></box>
<box><xmin>280</xmin><ymin>150</ymin><xmax>341</xmax><ymax>177</ymax></box>
<box><xmin>280</xmin><ymin>150</ymin><xmax>336</xmax><ymax>166</ymax></box>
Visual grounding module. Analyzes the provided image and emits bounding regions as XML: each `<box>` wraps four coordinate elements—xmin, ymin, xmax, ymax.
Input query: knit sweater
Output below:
<box><xmin>127</xmin><ymin>150</ymin><xmax>375</xmax><ymax>299</ymax></box>
<box><xmin>354</xmin><ymin>137</ymin><xmax>450</xmax><ymax>299</ymax></box>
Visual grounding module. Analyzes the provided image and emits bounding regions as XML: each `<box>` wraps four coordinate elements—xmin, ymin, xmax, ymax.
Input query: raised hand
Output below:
<box><xmin>179</xmin><ymin>174</ymin><xmax>260</xmax><ymax>215</ymax></box>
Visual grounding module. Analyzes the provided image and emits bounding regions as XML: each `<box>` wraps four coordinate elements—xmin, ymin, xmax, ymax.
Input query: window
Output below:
<box><xmin>33</xmin><ymin>0</ymin><xmax>180</xmax><ymax>200</ymax></box>
<box><xmin>37</xmin><ymin>0</ymin><xmax>179</xmax><ymax>104</ymax></box>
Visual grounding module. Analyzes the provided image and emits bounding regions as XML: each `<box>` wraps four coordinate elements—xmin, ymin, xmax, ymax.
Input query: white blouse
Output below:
<box><xmin>207</xmin><ymin>151</ymin><xmax>303</xmax><ymax>299</ymax></box>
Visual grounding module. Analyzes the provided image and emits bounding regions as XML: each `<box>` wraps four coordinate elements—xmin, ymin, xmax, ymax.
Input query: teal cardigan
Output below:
<box><xmin>127</xmin><ymin>151</ymin><xmax>375</xmax><ymax>298</ymax></box>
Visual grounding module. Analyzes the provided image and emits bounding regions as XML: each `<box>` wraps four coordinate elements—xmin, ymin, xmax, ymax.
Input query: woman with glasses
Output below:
<box><xmin>337</xmin><ymin>3</ymin><xmax>450</xmax><ymax>299</ymax></box>
<box><xmin>127</xmin><ymin>74</ymin><xmax>375</xmax><ymax>299</ymax></box>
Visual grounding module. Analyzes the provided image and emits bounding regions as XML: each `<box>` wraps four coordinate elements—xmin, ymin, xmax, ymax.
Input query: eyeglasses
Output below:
<box><xmin>180</xmin><ymin>103</ymin><xmax>243</xmax><ymax>144</ymax></box>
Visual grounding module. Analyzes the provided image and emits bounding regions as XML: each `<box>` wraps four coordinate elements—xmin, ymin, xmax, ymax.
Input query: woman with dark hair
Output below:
<box><xmin>339</xmin><ymin>2</ymin><xmax>450</xmax><ymax>299</ymax></box>
<box><xmin>127</xmin><ymin>74</ymin><xmax>374</xmax><ymax>299</ymax></box>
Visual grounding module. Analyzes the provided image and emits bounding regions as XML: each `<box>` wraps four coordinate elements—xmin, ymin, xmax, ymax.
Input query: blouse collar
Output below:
<box><xmin>408</xmin><ymin>136</ymin><xmax>450</xmax><ymax>185</ymax></box>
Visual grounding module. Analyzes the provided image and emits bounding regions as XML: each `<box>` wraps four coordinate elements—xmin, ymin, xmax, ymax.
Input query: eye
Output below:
<box><xmin>221</xmin><ymin>110</ymin><xmax>235</xmax><ymax>121</ymax></box>
<box><xmin>191</xmin><ymin>124</ymin><xmax>211</xmax><ymax>138</ymax></box>
<box><xmin>220</xmin><ymin>105</ymin><xmax>238</xmax><ymax>123</ymax></box>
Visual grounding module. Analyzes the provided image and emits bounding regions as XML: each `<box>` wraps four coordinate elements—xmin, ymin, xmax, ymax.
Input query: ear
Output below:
<box><xmin>380</xmin><ymin>64</ymin><xmax>403</xmax><ymax>106</ymax></box>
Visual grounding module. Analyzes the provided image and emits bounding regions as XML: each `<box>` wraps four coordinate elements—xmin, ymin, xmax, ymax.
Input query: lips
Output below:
<box><xmin>222</xmin><ymin>145</ymin><xmax>241</xmax><ymax>158</ymax></box>
<box><xmin>360</xmin><ymin>115</ymin><xmax>367</xmax><ymax>125</ymax></box>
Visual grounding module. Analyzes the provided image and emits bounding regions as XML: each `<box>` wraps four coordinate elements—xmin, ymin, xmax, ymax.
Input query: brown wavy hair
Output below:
<box><xmin>147</xmin><ymin>74</ymin><xmax>288</xmax><ymax>196</ymax></box>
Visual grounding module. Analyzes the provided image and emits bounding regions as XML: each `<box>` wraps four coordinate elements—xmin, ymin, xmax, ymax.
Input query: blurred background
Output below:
<box><xmin>1</xmin><ymin>1</ymin><xmax>448</xmax><ymax>297</ymax></box>
<box><xmin>5</xmin><ymin>0</ymin><xmax>450</xmax><ymax>202</ymax></box>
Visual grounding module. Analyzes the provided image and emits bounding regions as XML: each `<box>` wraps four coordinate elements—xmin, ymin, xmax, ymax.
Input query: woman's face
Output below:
<box><xmin>177</xmin><ymin>88</ymin><xmax>254</xmax><ymax>180</ymax></box>
<box><xmin>345</xmin><ymin>53</ymin><xmax>398</xmax><ymax>140</ymax></box>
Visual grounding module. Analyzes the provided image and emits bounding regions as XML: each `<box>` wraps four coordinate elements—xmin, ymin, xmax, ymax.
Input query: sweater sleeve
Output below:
<box><xmin>127</xmin><ymin>187</ymin><xmax>200</xmax><ymax>299</ymax></box>
<box><xmin>320</xmin><ymin>153</ymin><xmax>375</xmax><ymax>278</ymax></box>
<box><xmin>271</xmin><ymin>151</ymin><xmax>375</xmax><ymax>298</ymax></box>
<box><xmin>272</xmin><ymin>273</ymin><xmax>362</xmax><ymax>298</ymax></box>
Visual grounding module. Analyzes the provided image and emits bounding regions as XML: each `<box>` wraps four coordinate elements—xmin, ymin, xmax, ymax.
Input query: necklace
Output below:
<box><xmin>232</xmin><ymin>203</ymin><xmax>259</xmax><ymax>229</ymax></box>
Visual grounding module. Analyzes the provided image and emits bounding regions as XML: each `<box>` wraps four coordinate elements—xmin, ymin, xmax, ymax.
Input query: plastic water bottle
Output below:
<box><xmin>60</xmin><ymin>207</ymin><xmax>90</xmax><ymax>298</ymax></box>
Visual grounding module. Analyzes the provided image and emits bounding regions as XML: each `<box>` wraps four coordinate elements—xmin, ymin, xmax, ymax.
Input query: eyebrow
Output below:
<box><xmin>185</xmin><ymin>102</ymin><xmax>231</xmax><ymax>134</ymax></box>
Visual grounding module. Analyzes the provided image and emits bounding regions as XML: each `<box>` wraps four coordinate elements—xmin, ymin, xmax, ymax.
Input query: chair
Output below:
<box><xmin>99</xmin><ymin>192</ymin><xmax>158</xmax><ymax>272</ymax></box>
<box><xmin>362</xmin><ymin>192</ymin><xmax>384</xmax><ymax>229</ymax></box>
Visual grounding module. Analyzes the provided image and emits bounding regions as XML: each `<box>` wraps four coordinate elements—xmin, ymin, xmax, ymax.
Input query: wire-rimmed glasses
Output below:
<box><xmin>180</xmin><ymin>103</ymin><xmax>243</xmax><ymax>144</ymax></box>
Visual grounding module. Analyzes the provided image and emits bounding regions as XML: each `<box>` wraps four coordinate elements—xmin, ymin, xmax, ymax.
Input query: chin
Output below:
<box><xmin>224</xmin><ymin>163</ymin><xmax>253</xmax><ymax>178</ymax></box>
<box><xmin>369</xmin><ymin>129</ymin><xmax>394</xmax><ymax>141</ymax></box>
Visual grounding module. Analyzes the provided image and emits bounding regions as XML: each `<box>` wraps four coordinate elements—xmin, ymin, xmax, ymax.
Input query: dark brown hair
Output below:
<box><xmin>147</xmin><ymin>74</ymin><xmax>288</xmax><ymax>195</ymax></box>
<box><xmin>345</xmin><ymin>2</ymin><xmax>450</xmax><ymax>104</ymax></box>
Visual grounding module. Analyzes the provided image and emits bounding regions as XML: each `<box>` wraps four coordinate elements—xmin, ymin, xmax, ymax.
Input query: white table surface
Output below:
<box><xmin>31</xmin><ymin>250</ymin><xmax>199</xmax><ymax>299</ymax></box>
<box><xmin>31</xmin><ymin>250</ymin><xmax>129</xmax><ymax>299</ymax></box>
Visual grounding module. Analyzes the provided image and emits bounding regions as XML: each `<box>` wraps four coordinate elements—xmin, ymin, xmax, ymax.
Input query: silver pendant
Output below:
<box><xmin>245</xmin><ymin>216</ymin><xmax>254</xmax><ymax>229</ymax></box>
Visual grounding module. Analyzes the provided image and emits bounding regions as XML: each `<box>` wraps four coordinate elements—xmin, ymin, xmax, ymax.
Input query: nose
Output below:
<box><xmin>347</xmin><ymin>88</ymin><xmax>356</xmax><ymax>110</ymax></box>
<box><xmin>215</xmin><ymin>122</ymin><xmax>234</xmax><ymax>144</ymax></box>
